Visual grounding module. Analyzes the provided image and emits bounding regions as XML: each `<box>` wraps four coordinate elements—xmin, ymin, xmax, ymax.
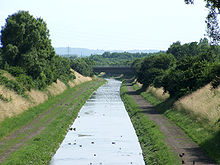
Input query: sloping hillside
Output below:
<box><xmin>0</xmin><ymin>70</ymin><xmax>92</xmax><ymax>122</ymax></box>
<box><xmin>138</xmin><ymin>82</ymin><xmax>220</xmax><ymax>125</ymax></box>
<box><xmin>174</xmin><ymin>84</ymin><xmax>220</xmax><ymax>124</ymax></box>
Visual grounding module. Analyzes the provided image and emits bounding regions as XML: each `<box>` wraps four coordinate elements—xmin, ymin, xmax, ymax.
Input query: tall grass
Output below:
<box><xmin>135</xmin><ymin>84</ymin><xmax>220</xmax><ymax>164</ymax></box>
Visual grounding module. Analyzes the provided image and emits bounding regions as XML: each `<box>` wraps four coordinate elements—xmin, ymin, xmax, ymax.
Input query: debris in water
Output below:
<box><xmin>112</xmin><ymin>142</ymin><xmax>115</xmax><ymax>144</ymax></box>
<box><xmin>69</xmin><ymin>127</ymin><xmax>76</xmax><ymax>131</ymax></box>
<box><xmin>68</xmin><ymin>143</ymin><xmax>71</xmax><ymax>145</ymax></box>
<box><xmin>91</xmin><ymin>142</ymin><xmax>94</xmax><ymax>144</ymax></box>
<box><xmin>179</xmin><ymin>153</ymin><xmax>185</xmax><ymax>157</ymax></box>
<box><xmin>79</xmin><ymin>145</ymin><xmax>82</xmax><ymax>147</ymax></box>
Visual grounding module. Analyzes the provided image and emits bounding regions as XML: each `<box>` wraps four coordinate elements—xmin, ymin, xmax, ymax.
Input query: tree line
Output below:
<box><xmin>90</xmin><ymin>51</ymin><xmax>157</xmax><ymax>66</ymax></box>
<box><xmin>132</xmin><ymin>38</ymin><xmax>220</xmax><ymax>98</ymax></box>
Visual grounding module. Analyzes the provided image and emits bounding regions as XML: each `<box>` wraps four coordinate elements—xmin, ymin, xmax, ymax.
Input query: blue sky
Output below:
<box><xmin>0</xmin><ymin>0</ymin><xmax>208</xmax><ymax>50</ymax></box>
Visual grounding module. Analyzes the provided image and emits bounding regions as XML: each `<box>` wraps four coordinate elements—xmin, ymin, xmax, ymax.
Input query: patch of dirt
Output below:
<box><xmin>126</xmin><ymin>83</ymin><xmax>216</xmax><ymax>165</ymax></box>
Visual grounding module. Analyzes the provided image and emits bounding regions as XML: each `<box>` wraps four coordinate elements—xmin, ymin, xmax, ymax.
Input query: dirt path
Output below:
<box><xmin>126</xmin><ymin>83</ymin><xmax>216</xmax><ymax>165</ymax></box>
<box><xmin>0</xmin><ymin>82</ymin><xmax>96</xmax><ymax>163</ymax></box>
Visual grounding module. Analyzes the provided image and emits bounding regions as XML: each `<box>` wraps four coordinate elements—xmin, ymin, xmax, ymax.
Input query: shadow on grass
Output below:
<box><xmin>200</xmin><ymin>129</ymin><xmax>220</xmax><ymax>164</ymax></box>
<box><xmin>154</xmin><ymin>98</ymin><xmax>176</xmax><ymax>114</ymax></box>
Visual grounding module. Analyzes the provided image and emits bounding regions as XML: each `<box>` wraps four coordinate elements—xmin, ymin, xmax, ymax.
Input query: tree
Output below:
<box><xmin>185</xmin><ymin>0</ymin><xmax>220</xmax><ymax>44</ymax></box>
<box><xmin>136</xmin><ymin>53</ymin><xmax>175</xmax><ymax>88</ymax></box>
<box><xmin>0</xmin><ymin>11</ymin><xmax>55</xmax><ymax>80</ymax></box>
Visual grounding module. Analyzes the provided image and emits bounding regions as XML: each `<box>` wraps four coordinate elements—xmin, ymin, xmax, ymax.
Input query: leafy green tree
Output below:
<box><xmin>136</xmin><ymin>53</ymin><xmax>175</xmax><ymax>88</ymax></box>
<box><xmin>161</xmin><ymin>54</ymin><xmax>216</xmax><ymax>97</ymax></box>
<box><xmin>70</xmin><ymin>58</ymin><xmax>95</xmax><ymax>76</ymax></box>
<box><xmin>0</xmin><ymin>11</ymin><xmax>75</xmax><ymax>90</ymax></box>
<box><xmin>185</xmin><ymin>0</ymin><xmax>220</xmax><ymax>44</ymax></box>
<box><xmin>0</xmin><ymin>11</ymin><xmax>55</xmax><ymax>80</ymax></box>
<box><xmin>131</xmin><ymin>58</ymin><xmax>143</xmax><ymax>76</ymax></box>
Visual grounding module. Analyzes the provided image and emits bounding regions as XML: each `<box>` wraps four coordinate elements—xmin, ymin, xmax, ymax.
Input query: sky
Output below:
<box><xmin>0</xmin><ymin>0</ymin><xmax>208</xmax><ymax>50</ymax></box>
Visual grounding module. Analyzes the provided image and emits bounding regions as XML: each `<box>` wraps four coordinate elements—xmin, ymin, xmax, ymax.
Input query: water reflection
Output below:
<box><xmin>50</xmin><ymin>79</ymin><xmax>145</xmax><ymax>165</ymax></box>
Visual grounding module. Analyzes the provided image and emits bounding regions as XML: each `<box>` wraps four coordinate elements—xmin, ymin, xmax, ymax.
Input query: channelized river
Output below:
<box><xmin>50</xmin><ymin>79</ymin><xmax>145</xmax><ymax>165</ymax></box>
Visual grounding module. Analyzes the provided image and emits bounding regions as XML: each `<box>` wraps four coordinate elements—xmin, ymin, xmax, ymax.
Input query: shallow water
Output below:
<box><xmin>50</xmin><ymin>79</ymin><xmax>145</xmax><ymax>165</ymax></box>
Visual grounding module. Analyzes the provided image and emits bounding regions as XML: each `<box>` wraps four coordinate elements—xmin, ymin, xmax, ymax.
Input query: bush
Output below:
<box><xmin>0</xmin><ymin>75</ymin><xmax>26</xmax><ymax>95</ymax></box>
<box><xmin>16</xmin><ymin>74</ymin><xmax>34</xmax><ymax>91</ymax></box>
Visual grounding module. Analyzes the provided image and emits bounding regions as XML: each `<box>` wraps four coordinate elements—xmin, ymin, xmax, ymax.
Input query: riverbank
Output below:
<box><xmin>120</xmin><ymin>81</ymin><xmax>180</xmax><ymax>165</ymax></box>
<box><xmin>0</xmin><ymin>70</ymin><xmax>92</xmax><ymax>123</ymax></box>
<box><xmin>132</xmin><ymin>83</ymin><xmax>219</xmax><ymax>164</ymax></box>
<box><xmin>0</xmin><ymin>79</ymin><xmax>105</xmax><ymax>164</ymax></box>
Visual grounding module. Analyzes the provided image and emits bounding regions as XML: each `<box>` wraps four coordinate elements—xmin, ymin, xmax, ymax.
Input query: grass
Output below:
<box><xmin>0</xmin><ymin>79</ymin><xmax>106</xmax><ymax>165</ymax></box>
<box><xmin>120</xmin><ymin>81</ymin><xmax>180</xmax><ymax>165</ymax></box>
<box><xmin>134</xmin><ymin>84</ymin><xmax>220</xmax><ymax>164</ymax></box>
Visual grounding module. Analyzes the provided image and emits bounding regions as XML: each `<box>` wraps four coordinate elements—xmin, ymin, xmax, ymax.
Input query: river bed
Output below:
<box><xmin>50</xmin><ymin>79</ymin><xmax>145</xmax><ymax>165</ymax></box>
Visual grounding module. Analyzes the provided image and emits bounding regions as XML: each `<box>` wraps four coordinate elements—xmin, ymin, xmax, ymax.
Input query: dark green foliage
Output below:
<box><xmin>211</xmin><ymin>63</ymin><xmax>220</xmax><ymax>88</ymax></box>
<box><xmin>0</xmin><ymin>74</ymin><xmax>26</xmax><ymax>95</ymax></box>
<box><xmin>167</xmin><ymin>39</ymin><xmax>210</xmax><ymax>59</ymax></box>
<box><xmin>70</xmin><ymin>58</ymin><xmax>95</xmax><ymax>76</ymax></box>
<box><xmin>0</xmin><ymin>11</ymin><xmax>75</xmax><ymax>91</ymax></box>
<box><xmin>16</xmin><ymin>74</ymin><xmax>34</xmax><ymax>91</ymax></box>
<box><xmin>6</xmin><ymin>66</ymin><xmax>26</xmax><ymax>77</ymax></box>
<box><xmin>134</xmin><ymin>39</ymin><xmax>220</xmax><ymax>98</ymax></box>
<box><xmin>162</xmin><ymin>44</ymin><xmax>217</xmax><ymax>97</ymax></box>
<box><xmin>134</xmin><ymin>53</ymin><xmax>175</xmax><ymax>88</ymax></box>
<box><xmin>90</xmin><ymin>51</ymin><xmax>153</xmax><ymax>66</ymax></box>
<box><xmin>131</xmin><ymin>58</ymin><xmax>143</xmax><ymax>76</ymax></box>
<box><xmin>0</xmin><ymin>48</ymin><xmax>3</xmax><ymax>67</ymax></box>
<box><xmin>53</xmin><ymin>55</ymin><xmax>75</xmax><ymax>85</ymax></box>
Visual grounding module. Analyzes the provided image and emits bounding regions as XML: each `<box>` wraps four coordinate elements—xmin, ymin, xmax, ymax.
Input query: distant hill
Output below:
<box><xmin>55</xmin><ymin>47</ymin><xmax>160</xmax><ymax>57</ymax></box>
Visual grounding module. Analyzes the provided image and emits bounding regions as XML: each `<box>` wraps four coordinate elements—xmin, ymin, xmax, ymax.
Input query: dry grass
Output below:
<box><xmin>135</xmin><ymin>81</ymin><xmax>220</xmax><ymax>124</ymax></box>
<box><xmin>69</xmin><ymin>70</ymin><xmax>92</xmax><ymax>87</ymax></box>
<box><xmin>0</xmin><ymin>86</ymin><xmax>31</xmax><ymax>122</ymax></box>
<box><xmin>134</xmin><ymin>80</ymin><xmax>169</xmax><ymax>101</ymax></box>
<box><xmin>47</xmin><ymin>79</ymin><xmax>67</xmax><ymax>96</ymax></box>
<box><xmin>0</xmin><ymin>70</ymin><xmax>92</xmax><ymax>123</ymax></box>
<box><xmin>175</xmin><ymin>84</ymin><xmax>220</xmax><ymax>124</ymax></box>
<box><xmin>146</xmin><ymin>86</ymin><xmax>169</xmax><ymax>101</ymax></box>
<box><xmin>136</xmin><ymin>81</ymin><xmax>143</xmax><ymax>88</ymax></box>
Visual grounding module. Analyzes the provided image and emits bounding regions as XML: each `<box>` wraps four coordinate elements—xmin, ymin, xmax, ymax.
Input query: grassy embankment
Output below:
<box><xmin>0</xmin><ymin>79</ymin><xmax>106</xmax><ymax>165</ymax></box>
<box><xmin>133</xmin><ymin>84</ymin><xmax>220</xmax><ymax>164</ymax></box>
<box><xmin>120</xmin><ymin>81</ymin><xmax>180</xmax><ymax>165</ymax></box>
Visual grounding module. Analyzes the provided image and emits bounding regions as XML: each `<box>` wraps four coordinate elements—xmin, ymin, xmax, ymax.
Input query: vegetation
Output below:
<box><xmin>120</xmin><ymin>82</ymin><xmax>180</xmax><ymax>165</ymax></box>
<box><xmin>70</xmin><ymin>57</ymin><xmax>95</xmax><ymax>76</ymax></box>
<box><xmin>90</xmin><ymin>51</ymin><xmax>157</xmax><ymax>66</ymax></box>
<box><xmin>0</xmin><ymin>79</ymin><xmax>106</xmax><ymax>164</ymax></box>
<box><xmin>132</xmin><ymin>84</ymin><xmax>220</xmax><ymax>164</ymax></box>
<box><xmin>132</xmin><ymin>39</ymin><xmax>220</xmax><ymax>98</ymax></box>
<box><xmin>0</xmin><ymin>11</ymin><xmax>75</xmax><ymax>93</ymax></box>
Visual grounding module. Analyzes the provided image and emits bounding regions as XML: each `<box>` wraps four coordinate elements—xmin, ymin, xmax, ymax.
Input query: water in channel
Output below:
<box><xmin>50</xmin><ymin>79</ymin><xmax>145</xmax><ymax>165</ymax></box>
